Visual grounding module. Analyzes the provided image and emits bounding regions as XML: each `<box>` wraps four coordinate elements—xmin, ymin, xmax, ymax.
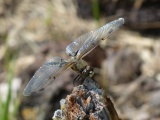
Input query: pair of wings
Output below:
<box><xmin>23</xmin><ymin>18</ymin><xmax>124</xmax><ymax>96</ymax></box>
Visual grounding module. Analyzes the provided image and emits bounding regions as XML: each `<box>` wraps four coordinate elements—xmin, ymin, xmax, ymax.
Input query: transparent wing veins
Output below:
<box><xmin>23</xmin><ymin>56</ymin><xmax>73</xmax><ymax>96</ymax></box>
<box><xmin>66</xmin><ymin>31</ymin><xmax>93</xmax><ymax>57</ymax></box>
<box><xmin>76</xmin><ymin>18</ymin><xmax>124</xmax><ymax>58</ymax></box>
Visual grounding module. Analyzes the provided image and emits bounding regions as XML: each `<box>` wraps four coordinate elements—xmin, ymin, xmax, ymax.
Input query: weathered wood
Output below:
<box><xmin>53</xmin><ymin>78</ymin><xmax>120</xmax><ymax>120</ymax></box>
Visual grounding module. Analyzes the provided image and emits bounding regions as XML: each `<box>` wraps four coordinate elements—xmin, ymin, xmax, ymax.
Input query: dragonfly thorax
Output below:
<box><xmin>81</xmin><ymin>66</ymin><xmax>94</xmax><ymax>78</ymax></box>
<box><xmin>71</xmin><ymin>59</ymin><xmax>94</xmax><ymax>78</ymax></box>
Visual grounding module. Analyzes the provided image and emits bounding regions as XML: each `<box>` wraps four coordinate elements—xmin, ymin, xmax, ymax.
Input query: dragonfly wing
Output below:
<box><xmin>66</xmin><ymin>31</ymin><xmax>93</xmax><ymax>57</ymax></box>
<box><xmin>23</xmin><ymin>56</ymin><xmax>73</xmax><ymax>96</ymax></box>
<box><xmin>76</xmin><ymin>18</ymin><xmax>124</xmax><ymax>59</ymax></box>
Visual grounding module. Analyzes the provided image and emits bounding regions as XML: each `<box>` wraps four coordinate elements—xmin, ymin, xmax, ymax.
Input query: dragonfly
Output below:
<box><xmin>23</xmin><ymin>18</ymin><xmax>124</xmax><ymax>96</ymax></box>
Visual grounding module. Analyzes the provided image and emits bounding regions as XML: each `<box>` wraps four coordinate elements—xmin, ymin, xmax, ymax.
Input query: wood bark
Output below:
<box><xmin>53</xmin><ymin>78</ymin><xmax>120</xmax><ymax>120</ymax></box>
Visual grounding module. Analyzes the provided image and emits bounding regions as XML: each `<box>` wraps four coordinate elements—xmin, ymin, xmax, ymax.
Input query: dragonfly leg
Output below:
<box><xmin>73</xmin><ymin>74</ymin><xmax>86</xmax><ymax>86</ymax></box>
<box><xmin>73</xmin><ymin>74</ymin><xmax>81</xmax><ymax>86</ymax></box>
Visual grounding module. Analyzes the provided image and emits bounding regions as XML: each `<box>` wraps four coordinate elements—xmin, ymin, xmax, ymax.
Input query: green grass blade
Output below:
<box><xmin>92</xmin><ymin>0</ymin><xmax>100</xmax><ymax>21</ymax></box>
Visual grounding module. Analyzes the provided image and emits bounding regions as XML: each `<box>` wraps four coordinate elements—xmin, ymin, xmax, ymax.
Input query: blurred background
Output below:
<box><xmin>0</xmin><ymin>0</ymin><xmax>160</xmax><ymax>120</ymax></box>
